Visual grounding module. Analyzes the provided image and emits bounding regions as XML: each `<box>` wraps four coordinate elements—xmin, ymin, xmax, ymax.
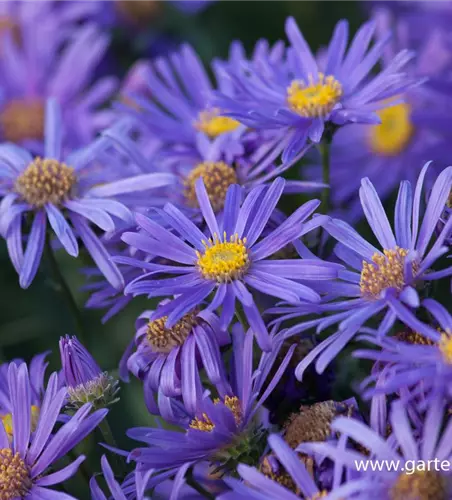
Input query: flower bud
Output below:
<box><xmin>59</xmin><ymin>335</ymin><xmax>119</xmax><ymax>409</ymax></box>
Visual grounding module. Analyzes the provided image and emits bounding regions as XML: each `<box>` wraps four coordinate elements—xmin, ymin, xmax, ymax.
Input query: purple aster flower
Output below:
<box><xmin>119</xmin><ymin>43</ymin><xmax>243</xmax><ymax>148</ymax></box>
<box><xmin>118</xmin><ymin>41</ymin><xmax>291</xmax><ymax>169</ymax></box>
<box><xmin>0</xmin><ymin>99</ymin><xmax>176</xmax><ymax>289</ymax></box>
<box><xmin>355</xmin><ymin>300</ymin><xmax>452</xmax><ymax>403</ymax></box>
<box><xmin>312</xmin><ymin>7</ymin><xmax>452</xmax><ymax>222</ymax></box>
<box><xmin>220</xmin><ymin>434</ymin><xmax>339</xmax><ymax>499</ymax></box>
<box><xmin>106</xmin><ymin>120</ymin><xmax>323</xmax><ymax>218</ymax></box>
<box><xmin>59</xmin><ymin>335</ymin><xmax>119</xmax><ymax>409</ymax></box>
<box><xmin>215</xmin><ymin>17</ymin><xmax>417</xmax><ymax>162</ymax></box>
<box><xmin>283</xmin><ymin>163</ymin><xmax>452</xmax><ymax>378</ymax></box>
<box><xmin>0</xmin><ymin>12</ymin><xmax>117</xmax><ymax>150</ymax></box>
<box><xmin>127</xmin><ymin>326</ymin><xmax>295</xmax><ymax>485</ymax></box>
<box><xmin>300</xmin><ymin>395</ymin><xmax>452</xmax><ymax>499</ymax></box>
<box><xmin>126</xmin><ymin>300</ymin><xmax>230</xmax><ymax>422</ymax></box>
<box><xmin>119</xmin><ymin>178</ymin><xmax>340</xmax><ymax>351</ymax></box>
<box><xmin>0</xmin><ymin>353</ymin><xmax>59</xmax><ymax>443</ymax></box>
<box><xmin>0</xmin><ymin>361</ymin><xmax>107</xmax><ymax>500</ymax></box>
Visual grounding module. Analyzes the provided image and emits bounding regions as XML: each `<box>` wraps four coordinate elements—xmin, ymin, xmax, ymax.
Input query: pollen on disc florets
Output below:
<box><xmin>259</xmin><ymin>454</ymin><xmax>300</xmax><ymax>494</ymax></box>
<box><xmin>0</xmin><ymin>448</ymin><xmax>31</xmax><ymax>500</ymax></box>
<box><xmin>146</xmin><ymin>310</ymin><xmax>199</xmax><ymax>354</ymax></box>
<box><xmin>189</xmin><ymin>396</ymin><xmax>242</xmax><ymax>432</ymax></box>
<box><xmin>360</xmin><ymin>247</ymin><xmax>415</xmax><ymax>300</ymax></box>
<box><xmin>370</xmin><ymin>102</ymin><xmax>414</xmax><ymax>157</ymax></box>
<box><xmin>184</xmin><ymin>161</ymin><xmax>238</xmax><ymax>212</ymax></box>
<box><xmin>197</xmin><ymin>232</ymin><xmax>250</xmax><ymax>283</ymax></box>
<box><xmin>395</xmin><ymin>330</ymin><xmax>436</xmax><ymax>346</ymax></box>
<box><xmin>287</xmin><ymin>73</ymin><xmax>343</xmax><ymax>118</ymax></box>
<box><xmin>195</xmin><ymin>108</ymin><xmax>241</xmax><ymax>138</ymax></box>
<box><xmin>390</xmin><ymin>470</ymin><xmax>448</xmax><ymax>500</ymax></box>
<box><xmin>0</xmin><ymin>99</ymin><xmax>44</xmax><ymax>143</ymax></box>
<box><xmin>15</xmin><ymin>157</ymin><xmax>76</xmax><ymax>208</ymax></box>
<box><xmin>439</xmin><ymin>330</ymin><xmax>452</xmax><ymax>364</ymax></box>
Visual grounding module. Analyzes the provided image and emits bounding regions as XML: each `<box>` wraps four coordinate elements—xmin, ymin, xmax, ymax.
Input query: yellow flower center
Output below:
<box><xmin>439</xmin><ymin>331</ymin><xmax>452</xmax><ymax>364</ymax></box>
<box><xmin>146</xmin><ymin>310</ymin><xmax>199</xmax><ymax>354</ymax></box>
<box><xmin>184</xmin><ymin>161</ymin><xmax>238</xmax><ymax>212</ymax></box>
<box><xmin>0</xmin><ymin>448</ymin><xmax>31</xmax><ymax>499</ymax></box>
<box><xmin>390</xmin><ymin>470</ymin><xmax>447</xmax><ymax>500</ymax></box>
<box><xmin>197</xmin><ymin>233</ymin><xmax>249</xmax><ymax>283</ymax></box>
<box><xmin>189</xmin><ymin>396</ymin><xmax>242</xmax><ymax>432</ymax></box>
<box><xmin>287</xmin><ymin>73</ymin><xmax>342</xmax><ymax>118</ymax></box>
<box><xmin>360</xmin><ymin>247</ymin><xmax>415</xmax><ymax>299</ymax></box>
<box><xmin>195</xmin><ymin>108</ymin><xmax>241</xmax><ymax>138</ymax></box>
<box><xmin>15</xmin><ymin>157</ymin><xmax>76</xmax><ymax>208</ymax></box>
<box><xmin>115</xmin><ymin>1</ymin><xmax>161</xmax><ymax>25</ymax></box>
<box><xmin>1</xmin><ymin>406</ymin><xmax>40</xmax><ymax>442</ymax></box>
<box><xmin>369</xmin><ymin>102</ymin><xmax>413</xmax><ymax>156</ymax></box>
<box><xmin>446</xmin><ymin>190</ymin><xmax>452</xmax><ymax>209</ymax></box>
<box><xmin>0</xmin><ymin>99</ymin><xmax>44</xmax><ymax>143</ymax></box>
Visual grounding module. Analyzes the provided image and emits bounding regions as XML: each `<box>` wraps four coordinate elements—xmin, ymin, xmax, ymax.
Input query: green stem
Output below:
<box><xmin>98</xmin><ymin>418</ymin><xmax>126</xmax><ymax>476</ymax></box>
<box><xmin>185</xmin><ymin>468</ymin><xmax>215</xmax><ymax>499</ymax></box>
<box><xmin>235</xmin><ymin>309</ymin><xmax>248</xmax><ymax>333</ymax></box>
<box><xmin>44</xmin><ymin>236</ymin><xmax>86</xmax><ymax>343</ymax></box>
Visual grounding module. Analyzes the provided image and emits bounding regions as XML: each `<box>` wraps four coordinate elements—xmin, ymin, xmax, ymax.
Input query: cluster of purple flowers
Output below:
<box><xmin>0</xmin><ymin>1</ymin><xmax>451</xmax><ymax>499</ymax></box>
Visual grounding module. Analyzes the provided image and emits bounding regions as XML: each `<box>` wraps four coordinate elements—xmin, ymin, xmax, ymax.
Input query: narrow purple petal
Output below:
<box><xmin>65</xmin><ymin>199</ymin><xmax>114</xmax><ymax>232</ymax></box>
<box><xmin>359</xmin><ymin>177</ymin><xmax>396</xmax><ymax>249</ymax></box>
<box><xmin>45</xmin><ymin>204</ymin><xmax>78</xmax><ymax>257</ymax></box>
<box><xmin>20</xmin><ymin>211</ymin><xmax>46</xmax><ymax>289</ymax></box>
<box><xmin>86</xmin><ymin>173</ymin><xmax>177</xmax><ymax>197</ymax></box>
<box><xmin>10</xmin><ymin>363</ymin><xmax>31</xmax><ymax>456</ymax></box>
<box><xmin>394</xmin><ymin>180</ymin><xmax>412</xmax><ymax>250</ymax></box>
<box><xmin>245</xmin><ymin>178</ymin><xmax>285</xmax><ymax>246</ymax></box>
<box><xmin>195</xmin><ymin>178</ymin><xmax>220</xmax><ymax>238</ymax></box>
<box><xmin>36</xmin><ymin>455</ymin><xmax>86</xmax><ymax>486</ymax></box>
<box><xmin>71</xmin><ymin>214</ymin><xmax>124</xmax><ymax>290</ymax></box>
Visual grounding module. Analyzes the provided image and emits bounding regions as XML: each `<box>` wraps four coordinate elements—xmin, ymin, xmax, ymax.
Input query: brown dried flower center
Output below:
<box><xmin>390</xmin><ymin>470</ymin><xmax>447</xmax><ymax>500</ymax></box>
<box><xmin>284</xmin><ymin>401</ymin><xmax>340</xmax><ymax>448</ymax></box>
<box><xmin>259</xmin><ymin>455</ymin><xmax>300</xmax><ymax>494</ymax></box>
<box><xmin>146</xmin><ymin>310</ymin><xmax>199</xmax><ymax>354</ymax></box>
